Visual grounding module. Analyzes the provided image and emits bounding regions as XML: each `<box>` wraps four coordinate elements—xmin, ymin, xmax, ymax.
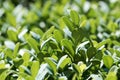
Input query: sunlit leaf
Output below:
<box><xmin>13</xmin><ymin>42</ymin><xmax>20</xmax><ymax>58</ymax></box>
<box><xmin>62</xmin><ymin>16</ymin><xmax>74</xmax><ymax>31</ymax></box>
<box><xmin>103</xmin><ymin>55</ymin><xmax>114</xmax><ymax>69</ymax></box>
<box><xmin>31</xmin><ymin>61</ymin><xmax>39</xmax><ymax>78</ymax></box>
<box><xmin>26</xmin><ymin>36</ymin><xmax>39</xmax><ymax>53</ymax></box>
<box><xmin>70</xmin><ymin>10</ymin><xmax>79</xmax><ymax>26</ymax></box>
<box><xmin>57</xmin><ymin>55</ymin><xmax>71</xmax><ymax>70</ymax></box>
<box><xmin>44</xmin><ymin>57</ymin><xmax>57</xmax><ymax>74</ymax></box>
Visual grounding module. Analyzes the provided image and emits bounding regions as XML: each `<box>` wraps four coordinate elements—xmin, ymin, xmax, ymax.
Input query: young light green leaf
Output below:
<box><xmin>40</xmin><ymin>26</ymin><xmax>55</xmax><ymax>44</ymax></box>
<box><xmin>95</xmin><ymin>39</ymin><xmax>111</xmax><ymax>49</ymax></box>
<box><xmin>35</xmin><ymin>64</ymin><xmax>50</xmax><ymax>80</ymax></box>
<box><xmin>7</xmin><ymin>29</ymin><xmax>18</xmax><ymax>41</ymax></box>
<box><xmin>80</xmin><ymin>20</ymin><xmax>87</xmax><ymax>27</ymax></box>
<box><xmin>44</xmin><ymin>57</ymin><xmax>57</xmax><ymax>74</ymax></box>
<box><xmin>31</xmin><ymin>61</ymin><xmax>39</xmax><ymax>78</ymax></box>
<box><xmin>6</xmin><ymin>13</ymin><xmax>16</xmax><ymax>27</ymax></box>
<box><xmin>42</xmin><ymin>1</ymin><xmax>51</xmax><ymax>17</ymax></box>
<box><xmin>53</xmin><ymin>30</ymin><xmax>63</xmax><ymax>43</ymax></box>
<box><xmin>57</xmin><ymin>55</ymin><xmax>71</xmax><ymax>70</ymax></box>
<box><xmin>62</xmin><ymin>16</ymin><xmax>74</xmax><ymax>31</ymax></box>
<box><xmin>70</xmin><ymin>10</ymin><xmax>79</xmax><ymax>25</ymax></box>
<box><xmin>31</xmin><ymin>27</ymin><xmax>44</xmax><ymax>37</ymax></box>
<box><xmin>26</xmin><ymin>36</ymin><xmax>39</xmax><ymax>53</ymax></box>
<box><xmin>13</xmin><ymin>42</ymin><xmax>20</xmax><ymax>58</ymax></box>
<box><xmin>105</xmin><ymin>72</ymin><xmax>117</xmax><ymax>80</ymax></box>
<box><xmin>103</xmin><ymin>55</ymin><xmax>114</xmax><ymax>69</ymax></box>
<box><xmin>22</xmin><ymin>52</ymin><xmax>30</xmax><ymax>66</ymax></box>
<box><xmin>0</xmin><ymin>69</ymin><xmax>13</xmax><ymax>80</ymax></box>
<box><xmin>3</xmin><ymin>48</ymin><xmax>13</xmax><ymax>59</ymax></box>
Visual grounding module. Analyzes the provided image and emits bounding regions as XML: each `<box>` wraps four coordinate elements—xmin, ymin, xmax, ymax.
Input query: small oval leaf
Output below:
<box><xmin>70</xmin><ymin>10</ymin><xmax>79</xmax><ymax>26</ymax></box>
<box><xmin>62</xmin><ymin>16</ymin><xmax>74</xmax><ymax>31</ymax></box>
<box><xmin>103</xmin><ymin>55</ymin><xmax>114</xmax><ymax>69</ymax></box>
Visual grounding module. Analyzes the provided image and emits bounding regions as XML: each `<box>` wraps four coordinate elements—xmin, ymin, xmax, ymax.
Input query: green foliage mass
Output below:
<box><xmin>0</xmin><ymin>0</ymin><xmax>120</xmax><ymax>80</ymax></box>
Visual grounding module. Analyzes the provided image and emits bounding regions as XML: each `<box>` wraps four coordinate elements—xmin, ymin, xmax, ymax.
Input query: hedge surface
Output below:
<box><xmin>0</xmin><ymin>0</ymin><xmax>120</xmax><ymax>80</ymax></box>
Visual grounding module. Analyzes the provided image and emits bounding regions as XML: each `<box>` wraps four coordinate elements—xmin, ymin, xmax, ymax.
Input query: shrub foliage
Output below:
<box><xmin>0</xmin><ymin>0</ymin><xmax>120</xmax><ymax>80</ymax></box>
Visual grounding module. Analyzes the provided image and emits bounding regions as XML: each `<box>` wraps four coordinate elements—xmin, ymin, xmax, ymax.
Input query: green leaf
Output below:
<box><xmin>3</xmin><ymin>48</ymin><xmax>13</xmax><ymax>59</ymax></box>
<box><xmin>87</xmin><ymin>47</ymin><xmax>97</xmax><ymax>60</ymax></box>
<box><xmin>78</xmin><ymin>50</ymin><xmax>86</xmax><ymax>63</ymax></box>
<box><xmin>13</xmin><ymin>58</ymin><xmax>24</xmax><ymax>67</ymax></box>
<box><xmin>26</xmin><ymin>11</ymin><xmax>39</xmax><ymax>24</ymax></box>
<box><xmin>95</xmin><ymin>39</ymin><xmax>111</xmax><ymax>49</ymax></box>
<box><xmin>89</xmin><ymin>74</ymin><xmax>103</xmax><ymax>80</ymax></box>
<box><xmin>61</xmin><ymin>39</ymin><xmax>74</xmax><ymax>60</ymax></box>
<box><xmin>80</xmin><ymin>20</ymin><xmax>87</xmax><ymax>27</ymax></box>
<box><xmin>13</xmin><ymin>42</ymin><xmax>20</xmax><ymax>58</ymax></box>
<box><xmin>40</xmin><ymin>37</ymin><xmax>57</xmax><ymax>49</ymax></box>
<box><xmin>18</xmin><ymin>72</ymin><xmax>33</xmax><ymax>80</ymax></box>
<box><xmin>19</xmin><ymin>65</ymin><xmax>31</xmax><ymax>75</ymax></box>
<box><xmin>72</xmin><ymin>28</ymin><xmax>85</xmax><ymax>45</ymax></box>
<box><xmin>79</xmin><ymin>63</ymin><xmax>86</xmax><ymax>72</ymax></box>
<box><xmin>40</xmin><ymin>26</ymin><xmax>55</xmax><ymax>43</ymax></box>
<box><xmin>103</xmin><ymin>55</ymin><xmax>114</xmax><ymax>69</ymax></box>
<box><xmin>57</xmin><ymin>55</ymin><xmax>71</xmax><ymax>70</ymax></box>
<box><xmin>31</xmin><ymin>61</ymin><xmax>39</xmax><ymax>78</ymax></box>
<box><xmin>26</xmin><ymin>36</ymin><xmax>39</xmax><ymax>53</ymax></box>
<box><xmin>22</xmin><ymin>52</ymin><xmax>30</xmax><ymax>66</ymax></box>
<box><xmin>6</xmin><ymin>13</ymin><xmax>16</xmax><ymax>27</ymax></box>
<box><xmin>62</xmin><ymin>16</ymin><xmax>74</xmax><ymax>31</ymax></box>
<box><xmin>0</xmin><ymin>69</ymin><xmax>13</xmax><ymax>80</ymax></box>
<box><xmin>109</xmin><ymin>66</ymin><xmax>118</xmax><ymax>73</ymax></box>
<box><xmin>44</xmin><ymin>57</ymin><xmax>57</xmax><ymax>74</ymax></box>
<box><xmin>70</xmin><ymin>10</ymin><xmax>79</xmax><ymax>25</ymax></box>
<box><xmin>31</xmin><ymin>27</ymin><xmax>44</xmax><ymax>37</ymax></box>
<box><xmin>72</xmin><ymin>63</ymin><xmax>80</xmax><ymax>74</ymax></box>
<box><xmin>0</xmin><ymin>61</ymin><xmax>5</xmax><ymax>69</ymax></box>
<box><xmin>94</xmin><ymin>50</ymin><xmax>103</xmax><ymax>61</ymax></box>
<box><xmin>35</xmin><ymin>64</ymin><xmax>51</xmax><ymax>80</ymax></box>
<box><xmin>42</xmin><ymin>1</ymin><xmax>51</xmax><ymax>17</ymax></box>
<box><xmin>0</xmin><ymin>68</ymin><xmax>8</xmax><ymax>74</ymax></box>
<box><xmin>7</xmin><ymin>29</ymin><xmax>18</xmax><ymax>41</ymax></box>
<box><xmin>105</xmin><ymin>72</ymin><xmax>117</xmax><ymax>80</ymax></box>
<box><xmin>58</xmin><ymin>76</ymin><xmax>67</xmax><ymax>80</ymax></box>
<box><xmin>53</xmin><ymin>30</ymin><xmax>63</xmax><ymax>43</ymax></box>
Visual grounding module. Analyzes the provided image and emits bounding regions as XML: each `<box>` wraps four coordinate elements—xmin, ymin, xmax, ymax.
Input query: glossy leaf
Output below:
<box><xmin>62</xmin><ymin>16</ymin><xmax>74</xmax><ymax>31</ymax></box>
<box><xmin>87</xmin><ymin>47</ymin><xmax>97</xmax><ymax>60</ymax></box>
<box><xmin>103</xmin><ymin>55</ymin><xmax>114</xmax><ymax>69</ymax></box>
<box><xmin>35</xmin><ymin>64</ymin><xmax>51</xmax><ymax>80</ymax></box>
<box><xmin>53</xmin><ymin>30</ymin><xmax>63</xmax><ymax>43</ymax></box>
<box><xmin>44</xmin><ymin>57</ymin><xmax>57</xmax><ymax>74</ymax></box>
<box><xmin>26</xmin><ymin>36</ymin><xmax>39</xmax><ymax>53</ymax></box>
<box><xmin>13</xmin><ymin>42</ymin><xmax>20</xmax><ymax>58</ymax></box>
<box><xmin>61</xmin><ymin>39</ymin><xmax>74</xmax><ymax>60</ymax></box>
<box><xmin>31</xmin><ymin>61</ymin><xmax>39</xmax><ymax>78</ymax></box>
<box><xmin>57</xmin><ymin>55</ymin><xmax>71</xmax><ymax>70</ymax></box>
<box><xmin>105</xmin><ymin>72</ymin><xmax>117</xmax><ymax>80</ymax></box>
<box><xmin>72</xmin><ymin>63</ymin><xmax>80</xmax><ymax>74</ymax></box>
<box><xmin>7</xmin><ymin>29</ymin><xmax>18</xmax><ymax>41</ymax></box>
<box><xmin>70</xmin><ymin>10</ymin><xmax>79</xmax><ymax>25</ymax></box>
